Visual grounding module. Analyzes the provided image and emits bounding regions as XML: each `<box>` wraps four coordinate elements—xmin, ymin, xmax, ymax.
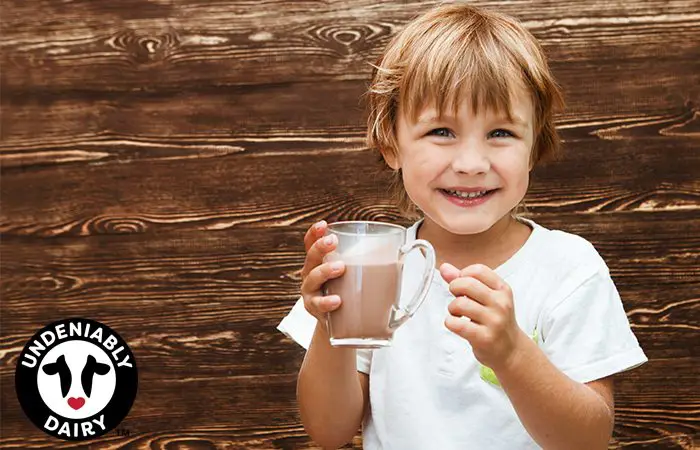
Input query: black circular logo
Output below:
<box><xmin>15</xmin><ymin>318</ymin><xmax>138</xmax><ymax>441</ymax></box>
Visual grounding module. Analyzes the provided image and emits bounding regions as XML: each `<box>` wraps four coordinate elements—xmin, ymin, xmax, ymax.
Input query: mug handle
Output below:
<box><xmin>388</xmin><ymin>239</ymin><xmax>435</xmax><ymax>329</ymax></box>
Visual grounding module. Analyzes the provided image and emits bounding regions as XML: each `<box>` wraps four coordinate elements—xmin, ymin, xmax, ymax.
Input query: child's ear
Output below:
<box><xmin>381</xmin><ymin>148</ymin><xmax>401</xmax><ymax>170</ymax></box>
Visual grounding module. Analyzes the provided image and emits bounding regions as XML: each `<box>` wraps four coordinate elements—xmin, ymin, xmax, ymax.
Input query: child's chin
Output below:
<box><xmin>433</xmin><ymin>214</ymin><xmax>498</xmax><ymax>236</ymax></box>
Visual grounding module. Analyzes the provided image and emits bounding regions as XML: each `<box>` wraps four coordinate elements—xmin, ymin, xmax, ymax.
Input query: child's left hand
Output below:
<box><xmin>440</xmin><ymin>262</ymin><xmax>528</xmax><ymax>371</ymax></box>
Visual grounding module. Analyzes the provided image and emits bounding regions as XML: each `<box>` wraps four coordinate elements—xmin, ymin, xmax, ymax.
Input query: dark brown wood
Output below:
<box><xmin>1</xmin><ymin>1</ymin><xmax>698</xmax><ymax>449</ymax></box>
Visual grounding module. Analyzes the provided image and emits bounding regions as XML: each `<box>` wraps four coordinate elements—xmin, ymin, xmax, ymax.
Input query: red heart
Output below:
<box><xmin>67</xmin><ymin>397</ymin><xmax>85</xmax><ymax>410</ymax></box>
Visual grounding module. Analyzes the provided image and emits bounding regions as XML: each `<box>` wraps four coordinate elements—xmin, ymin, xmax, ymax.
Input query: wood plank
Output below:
<box><xmin>1</xmin><ymin>1</ymin><xmax>698</xmax><ymax>92</ymax></box>
<box><xmin>1</xmin><ymin>75</ymin><xmax>698</xmax><ymax>146</ymax></box>
<box><xmin>0</xmin><ymin>81</ymin><xmax>367</xmax><ymax>144</ymax></box>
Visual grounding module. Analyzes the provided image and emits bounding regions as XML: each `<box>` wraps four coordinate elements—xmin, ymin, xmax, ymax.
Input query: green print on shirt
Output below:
<box><xmin>480</xmin><ymin>328</ymin><xmax>539</xmax><ymax>387</ymax></box>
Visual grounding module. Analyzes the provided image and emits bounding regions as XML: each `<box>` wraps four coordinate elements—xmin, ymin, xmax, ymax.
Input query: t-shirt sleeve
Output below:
<box><xmin>540</xmin><ymin>266</ymin><xmax>648</xmax><ymax>384</ymax></box>
<box><xmin>276</xmin><ymin>296</ymin><xmax>373</xmax><ymax>374</ymax></box>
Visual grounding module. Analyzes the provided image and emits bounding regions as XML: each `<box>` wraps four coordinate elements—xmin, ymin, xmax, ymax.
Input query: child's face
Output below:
<box><xmin>392</xmin><ymin>88</ymin><xmax>534</xmax><ymax>235</ymax></box>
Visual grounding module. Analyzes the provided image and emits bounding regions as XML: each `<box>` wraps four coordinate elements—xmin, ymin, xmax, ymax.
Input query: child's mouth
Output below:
<box><xmin>439</xmin><ymin>188</ymin><xmax>498</xmax><ymax>207</ymax></box>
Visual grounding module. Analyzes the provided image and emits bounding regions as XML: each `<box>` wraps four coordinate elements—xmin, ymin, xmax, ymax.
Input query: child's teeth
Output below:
<box><xmin>447</xmin><ymin>189</ymin><xmax>488</xmax><ymax>198</ymax></box>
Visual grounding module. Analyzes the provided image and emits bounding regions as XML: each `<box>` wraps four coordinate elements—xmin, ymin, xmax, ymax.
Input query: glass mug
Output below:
<box><xmin>321</xmin><ymin>221</ymin><xmax>435</xmax><ymax>348</ymax></box>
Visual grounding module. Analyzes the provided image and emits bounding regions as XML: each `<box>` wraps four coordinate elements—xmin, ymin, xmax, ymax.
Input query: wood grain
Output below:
<box><xmin>1</xmin><ymin>1</ymin><xmax>698</xmax><ymax>91</ymax></box>
<box><xmin>1</xmin><ymin>0</ymin><xmax>699</xmax><ymax>448</ymax></box>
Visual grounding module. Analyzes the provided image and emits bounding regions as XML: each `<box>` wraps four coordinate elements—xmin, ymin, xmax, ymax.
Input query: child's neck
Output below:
<box><xmin>417</xmin><ymin>215</ymin><xmax>532</xmax><ymax>271</ymax></box>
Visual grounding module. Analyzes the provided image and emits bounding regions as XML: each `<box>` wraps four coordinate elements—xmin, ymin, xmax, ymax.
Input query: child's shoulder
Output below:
<box><xmin>522</xmin><ymin>217</ymin><xmax>608</xmax><ymax>274</ymax></box>
<box><xmin>517</xmin><ymin>218</ymin><xmax>616</xmax><ymax>305</ymax></box>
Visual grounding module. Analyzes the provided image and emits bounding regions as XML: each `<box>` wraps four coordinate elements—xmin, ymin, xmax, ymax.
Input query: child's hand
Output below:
<box><xmin>300</xmin><ymin>220</ymin><xmax>346</xmax><ymax>322</ymax></box>
<box><xmin>440</xmin><ymin>262</ymin><xmax>528</xmax><ymax>370</ymax></box>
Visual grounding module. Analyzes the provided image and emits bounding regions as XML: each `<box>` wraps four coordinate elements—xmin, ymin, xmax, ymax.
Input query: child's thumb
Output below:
<box><xmin>439</xmin><ymin>262</ymin><xmax>461</xmax><ymax>283</ymax></box>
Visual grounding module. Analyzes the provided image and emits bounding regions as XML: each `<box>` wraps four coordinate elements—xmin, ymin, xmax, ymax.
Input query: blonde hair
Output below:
<box><xmin>366</xmin><ymin>3</ymin><xmax>565</xmax><ymax>219</ymax></box>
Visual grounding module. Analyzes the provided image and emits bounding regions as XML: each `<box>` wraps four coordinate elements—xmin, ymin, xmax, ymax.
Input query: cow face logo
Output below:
<box><xmin>15</xmin><ymin>318</ymin><xmax>137</xmax><ymax>441</ymax></box>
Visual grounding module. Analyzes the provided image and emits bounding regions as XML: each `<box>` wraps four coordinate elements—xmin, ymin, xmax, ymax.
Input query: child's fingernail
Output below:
<box><xmin>330</xmin><ymin>261</ymin><xmax>344</xmax><ymax>272</ymax></box>
<box><xmin>326</xmin><ymin>295</ymin><xmax>341</xmax><ymax>306</ymax></box>
<box><xmin>324</xmin><ymin>235</ymin><xmax>335</xmax><ymax>246</ymax></box>
<box><xmin>315</xmin><ymin>220</ymin><xmax>326</xmax><ymax>231</ymax></box>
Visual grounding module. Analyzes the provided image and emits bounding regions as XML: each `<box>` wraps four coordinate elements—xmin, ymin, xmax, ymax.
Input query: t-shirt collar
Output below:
<box><xmin>404</xmin><ymin>216</ymin><xmax>543</xmax><ymax>278</ymax></box>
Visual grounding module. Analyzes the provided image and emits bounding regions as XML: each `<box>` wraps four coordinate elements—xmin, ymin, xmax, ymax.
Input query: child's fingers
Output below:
<box><xmin>448</xmin><ymin>277</ymin><xmax>494</xmax><ymax>306</ymax></box>
<box><xmin>460</xmin><ymin>264</ymin><xmax>506</xmax><ymax>291</ymax></box>
<box><xmin>444</xmin><ymin>314</ymin><xmax>479</xmax><ymax>338</ymax></box>
<box><xmin>447</xmin><ymin>296</ymin><xmax>489</xmax><ymax>324</ymax></box>
<box><xmin>439</xmin><ymin>262</ymin><xmax>461</xmax><ymax>283</ymax></box>
<box><xmin>301</xmin><ymin>233</ymin><xmax>337</xmax><ymax>280</ymax></box>
<box><xmin>304</xmin><ymin>220</ymin><xmax>327</xmax><ymax>252</ymax></box>
<box><xmin>307</xmin><ymin>295</ymin><xmax>342</xmax><ymax>315</ymax></box>
<box><xmin>301</xmin><ymin>260</ymin><xmax>346</xmax><ymax>298</ymax></box>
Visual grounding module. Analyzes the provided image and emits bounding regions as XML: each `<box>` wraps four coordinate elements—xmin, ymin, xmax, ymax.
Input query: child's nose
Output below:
<box><xmin>450</xmin><ymin>142</ymin><xmax>490</xmax><ymax>175</ymax></box>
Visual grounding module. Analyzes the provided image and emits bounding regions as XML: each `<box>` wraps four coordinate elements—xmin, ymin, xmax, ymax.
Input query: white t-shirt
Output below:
<box><xmin>277</xmin><ymin>218</ymin><xmax>648</xmax><ymax>449</ymax></box>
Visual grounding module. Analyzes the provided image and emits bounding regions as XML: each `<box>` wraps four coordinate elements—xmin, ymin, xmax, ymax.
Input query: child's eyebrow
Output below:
<box><xmin>415</xmin><ymin>113</ymin><xmax>442</xmax><ymax>125</ymax></box>
<box><xmin>502</xmin><ymin>115</ymin><xmax>529</xmax><ymax>129</ymax></box>
<box><xmin>415</xmin><ymin>112</ymin><xmax>530</xmax><ymax>129</ymax></box>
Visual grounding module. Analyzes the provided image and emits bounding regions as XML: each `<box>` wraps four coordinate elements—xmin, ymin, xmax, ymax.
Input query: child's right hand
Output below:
<box><xmin>300</xmin><ymin>220</ymin><xmax>346</xmax><ymax>322</ymax></box>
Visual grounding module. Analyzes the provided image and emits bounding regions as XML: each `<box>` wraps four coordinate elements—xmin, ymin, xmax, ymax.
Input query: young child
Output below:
<box><xmin>278</xmin><ymin>4</ymin><xmax>647</xmax><ymax>449</ymax></box>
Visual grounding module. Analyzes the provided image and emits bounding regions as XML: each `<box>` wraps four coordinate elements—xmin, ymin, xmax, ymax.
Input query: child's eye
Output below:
<box><xmin>490</xmin><ymin>129</ymin><xmax>515</xmax><ymax>138</ymax></box>
<box><xmin>427</xmin><ymin>128</ymin><xmax>454</xmax><ymax>138</ymax></box>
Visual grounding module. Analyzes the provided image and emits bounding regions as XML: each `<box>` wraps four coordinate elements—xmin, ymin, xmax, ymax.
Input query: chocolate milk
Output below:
<box><xmin>325</xmin><ymin>262</ymin><xmax>401</xmax><ymax>340</ymax></box>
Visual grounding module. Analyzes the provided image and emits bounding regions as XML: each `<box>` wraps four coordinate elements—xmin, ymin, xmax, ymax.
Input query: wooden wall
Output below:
<box><xmin>1</xmin><ymin>1</ymin><xmax>698</xmax><ymax>448</ymax></box>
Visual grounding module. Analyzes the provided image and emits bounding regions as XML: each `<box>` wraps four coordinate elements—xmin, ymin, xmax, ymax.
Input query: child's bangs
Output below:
<box><xmin>399</xmin><ymin>29</ymin><xmax>526</xmax><ymax>124</ymax></box>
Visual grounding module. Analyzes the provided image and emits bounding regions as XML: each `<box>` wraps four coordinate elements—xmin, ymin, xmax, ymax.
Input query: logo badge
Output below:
<box><xmin>15</xmin><ymin>318</ymin><xmax>138</xmax><ymax>440</ymax></box>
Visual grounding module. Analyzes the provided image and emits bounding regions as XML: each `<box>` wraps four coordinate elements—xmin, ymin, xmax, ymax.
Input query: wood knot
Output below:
<box><xmin>304</xmin><ymin>23</ymin><xmax>390</xmax><ymax>56</ymax></box>
<box><xmin>88</xmin><ymin>215</ymin><xmax>149</xmax><ymax>234</ymax></box>
<box><xmin>107</xmin><ymin>28</ymin><xmax>180</xmax><ymax>65</ymax></box>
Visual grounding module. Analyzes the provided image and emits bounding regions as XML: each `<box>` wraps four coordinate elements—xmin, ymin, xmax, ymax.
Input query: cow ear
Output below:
<box><xmin>85</xmin><ymin>355</ymin><xmax>110</xmax><ymax>375</ymax></box>
<box><xmin>43</xmin><ymin>362</ymin><xmax>58</xmax><ymax>375</ymax></box>
<box><xmin>42</xmin><ymin>354</ymin><xmax>65</xmax><ymax>375</ymax></box>
<box><xmin>95</xmin><ymin>362</ymin><xmax>110</xmax><ymax>375</ymax></box>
